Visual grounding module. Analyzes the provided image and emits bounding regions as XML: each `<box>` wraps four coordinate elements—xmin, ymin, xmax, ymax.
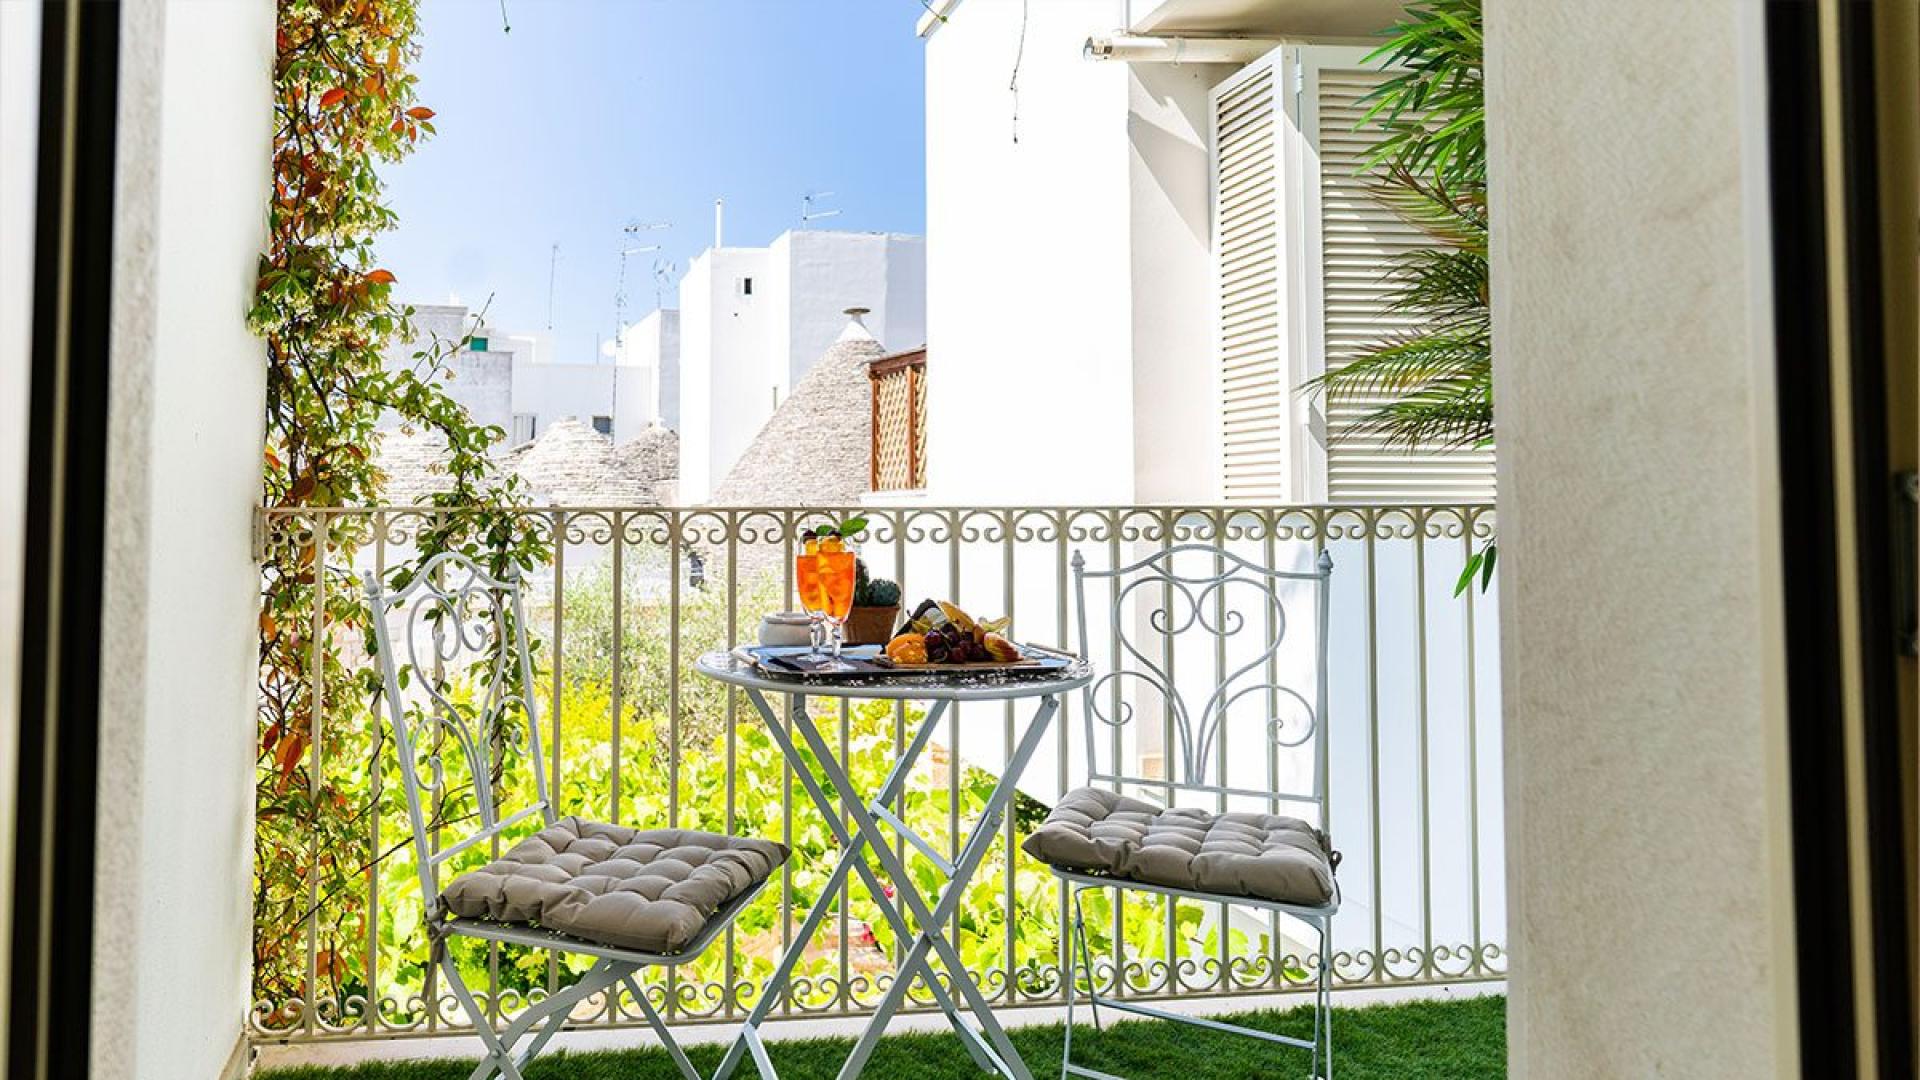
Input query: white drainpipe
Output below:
<box><xmin>1083</xmin><ymin>33</ymin><xmax>1283</xmax><ymax>64</ymax></box>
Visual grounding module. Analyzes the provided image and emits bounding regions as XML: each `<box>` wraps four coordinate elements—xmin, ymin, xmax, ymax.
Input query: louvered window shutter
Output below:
<box><xmin>1308</xmin><ymin>59</ymin><xmax>1495</xmax><ymax>501</ymax></box>
<box><xmin>1211</xmin><ymin>48</ymin><xmax>1495</xmax><ymax>503</ymax></box>
<box><xmin>1211</xmin><ymin>53</ymin><xmax>1289</xmax><ymax>502</ymax></box>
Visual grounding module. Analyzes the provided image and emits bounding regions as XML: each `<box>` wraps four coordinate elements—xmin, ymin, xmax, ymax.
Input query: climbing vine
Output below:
<box><xmin>248</xmin><ymin>0</ymin><xmax>544</xmax><ymax>1016</ymax></box>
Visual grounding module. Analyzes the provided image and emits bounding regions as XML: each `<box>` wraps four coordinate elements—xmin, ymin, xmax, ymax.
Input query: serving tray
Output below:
<box><xmin>733</xmin><ymin>644</ymin><xmax>1076</xmax><ymax>679</ymax></box>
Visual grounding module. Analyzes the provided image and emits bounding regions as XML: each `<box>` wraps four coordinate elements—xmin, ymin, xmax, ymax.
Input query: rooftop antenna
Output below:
<box><xmin>714</xmin><ymin>199</ymin><xmax>725</xmax><ymax>248</ymax></box>
<box><xmin>652</xmin><ymin>258</ymin><xmax>677</xmax><ymax>310</ymax></box>
<box><xmin>545</xmin><ymin>243</ymin><xmax>559</xmax><ymax>329</ymax></box>
<box><xmin>615</xmin><ymin>245</ymin><xmax>661</xmax><ymax>352</ymax></box>
<box><xmin>801</xmin><ymin>190</ymin><xmax>841</xmax><ymax>229</ymax></box>
<box><xmin>613</xmin><ymin>221</ymin><xmax>669</xmax><ymax>353</ymax></box>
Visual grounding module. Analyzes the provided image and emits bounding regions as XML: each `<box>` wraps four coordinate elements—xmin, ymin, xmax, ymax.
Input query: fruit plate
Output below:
<box><xmin>733</xmin><ymin>644</ymin><xmax>1076</xmax><ymax>679</ymax></box>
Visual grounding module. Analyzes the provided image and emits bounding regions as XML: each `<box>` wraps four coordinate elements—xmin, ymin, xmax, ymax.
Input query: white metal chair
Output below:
<box><xmin>1024</xmin><ymin>544</ymin><xmax>1339</xmax><ymax>1079</ymax></box>
<box><xmin>364</xmin><ymin>552</ymin><xmax>787</xmax><ymax>1080</ymax></box>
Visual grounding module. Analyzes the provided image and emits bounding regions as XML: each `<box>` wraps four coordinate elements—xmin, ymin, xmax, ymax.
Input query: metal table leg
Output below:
<box><xmin>803</xmin><ymin>696</ymin><xmax>1059</xmax><ymax>1080</ymax></box>
<box><xmin>714</xmin><ymin>696</ymin><xmax>966</xmax><ymax>1080</ymax></box>
<box><xmin>719</xmin><ymin>688</ymin><xmax>1060</xmax><ymax>1080</ymax></box>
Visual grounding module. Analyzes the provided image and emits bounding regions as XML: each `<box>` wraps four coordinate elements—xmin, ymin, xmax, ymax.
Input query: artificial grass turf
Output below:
<box><xmin>260</xmin><ymin>993</ymin><xmax>1505</xmax><ymax>1080</ymax></box>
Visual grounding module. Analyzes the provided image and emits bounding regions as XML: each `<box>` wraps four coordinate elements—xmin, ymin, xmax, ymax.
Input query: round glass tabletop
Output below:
<box><xmin>694</xmin><ymin>648</ymin><xmax>1094</xmax><ymax>702</ymax></box>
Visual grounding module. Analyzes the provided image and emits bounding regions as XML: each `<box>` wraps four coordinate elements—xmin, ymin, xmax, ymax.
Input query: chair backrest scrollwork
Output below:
<box><xmin>363</xmin><ymin>552</ymin><xmax>553</xmax><ymax>916</ymax></box>
<box><xmin>1073</xmin><ymin>543</ymin><xmax>1333</xmax><ymax>820</ymax></box>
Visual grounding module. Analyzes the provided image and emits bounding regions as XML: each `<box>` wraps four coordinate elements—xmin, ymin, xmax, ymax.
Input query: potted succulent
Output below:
<box><xmin>844</xmin><ymin>559</ymin><xmax>902</xmax><ymax>645</ymax></box>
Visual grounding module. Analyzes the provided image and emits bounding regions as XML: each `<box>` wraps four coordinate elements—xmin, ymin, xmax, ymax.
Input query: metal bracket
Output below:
<box><xmin>1897</xmin><ymin>472</ymin><xmax>1917</xmax><ymax>658</ymax></box>
<box><xmin>251</xmin><ymin>507</ymin><xmax>269</xmax><ymax>564</ymax></box>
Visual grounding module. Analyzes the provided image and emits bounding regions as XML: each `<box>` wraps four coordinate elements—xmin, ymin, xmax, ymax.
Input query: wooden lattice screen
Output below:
<box><xmin>869</xmin><ymin>348</ymin><xmax>926</xmax><ymax>491</ymax></box>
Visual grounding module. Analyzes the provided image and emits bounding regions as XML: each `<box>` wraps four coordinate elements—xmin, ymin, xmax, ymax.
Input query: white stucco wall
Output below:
<box><xmin>0</xmin><ymin>0</ymin><xmax>42</xmax><ymax>1042</ymax></box>
<box><xmin>94</xmin><ymin>2</ymin><xmax>274</xmax><ymax>1078</ymax></box>
<box><xmin>377</xmin><ymin>303</ymin><xmax>514</xmax><ymax>434</ymax></box>
<box><xmin>510</xmin><ymin>357</ymin><xmax>616</xmax><ymax>434</ymax></box>
<box><xmin>675</xmin><ymin>232</ymin><xmax>923</xmax><ymax>503</ymax></box>
<box><xmin>922</xmin><ymin>0</ymin><xmax>1137</xmax><ymax>504</ymax></box>
<box><xmin>768</xmin><ymin>230</ymin><xmax>927</xmax><ymax>391</ymax></box>
<box><xmin>1127</xmin><ymin>61</ymin><xmax>1236</xmax><ymax>503</ymax></box>
<box><xmin>678</xmin><ymin>246</ymin><xmax>773</xmax><ymax>502</ymax></box>
<box><xmin>613</xmin><ymin>307</ymin><xmax>680</xmax><ymax>439</ymax></box>
<box><xmin>1486</xmin><ymin>0</ymin><xmax>1800</xmax><ymax>1076</ymax></box>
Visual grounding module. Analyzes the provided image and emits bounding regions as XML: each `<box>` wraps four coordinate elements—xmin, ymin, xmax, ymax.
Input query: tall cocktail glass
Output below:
<box><xmin>795</xmin><ymin>539</ymin><xmax>858</xmax><ymax>665</ymax></box>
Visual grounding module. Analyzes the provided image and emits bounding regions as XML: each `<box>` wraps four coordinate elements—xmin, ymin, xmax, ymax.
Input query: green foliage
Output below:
<box><xmin>853</xmin><ymin>558</ymin><xmax>901</xmax><ymax>608</ymax></box>
<box><xmin>807</xmin><ymin>515</ymin><xmax>869</xmax><ymax>540</ymax></box>
<box><xmin>1308</xmin><ymin>0</ymin><xmax>1496</xmax><ymax>593</ymax></box>
<box><xmin>257</xmin><ymin>995</ymin><xmax>1510</xmax><ymax>1079</ymax></box>
<box><xmin>251</xmin><ymin>0</ymin><xmax>545</xmax><ymax>1018</ymax></box>
<box><xmin>552</xmin><ymin>559</ymin><xmax>780</xmax><ymax>748</ymax></box>
<box><xmin>1304</xmin><ymin>167</ymin><xmax>1489</xmax><ymax>454</ymax></box>
<box><xmin>1360</xmin><ymin>0</ymin><xmax>1486</xmax><ymax>187</ymax></box>
<box><xmin>862</xmin><ymin>578</ymin><xmax>902</xmax><ymax>608</ymax></box>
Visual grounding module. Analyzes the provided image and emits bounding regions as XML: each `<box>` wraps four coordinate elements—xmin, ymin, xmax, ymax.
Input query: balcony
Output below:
<box><xmin>248</xmin><ymin>501</ymin><xmax>1501</xmax><ymax>1071</ymax></box>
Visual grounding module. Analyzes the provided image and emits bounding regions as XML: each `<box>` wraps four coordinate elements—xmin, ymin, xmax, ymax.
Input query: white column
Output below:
<box><xmin>93</xmin><ymin>2</ymin><xmax>274</xmax><ymax>1077</ymax></box>
<box><xmin>1486</xmin><ymin>0</ymin><xmax>1799</xmax><ymax>1076</ymax></box>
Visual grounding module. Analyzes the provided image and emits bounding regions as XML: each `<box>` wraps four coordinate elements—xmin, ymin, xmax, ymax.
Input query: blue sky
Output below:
<box><xmin>378</xmin><ymin>0</ymin><xmax>929</xmax><ymax>363</ymax></box>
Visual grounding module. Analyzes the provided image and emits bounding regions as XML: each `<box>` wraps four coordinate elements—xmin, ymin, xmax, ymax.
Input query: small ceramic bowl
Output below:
<box><xmin>758</xmin><ymin>612</ymin><xmax>815</xmax><ymax>648</ymax></box>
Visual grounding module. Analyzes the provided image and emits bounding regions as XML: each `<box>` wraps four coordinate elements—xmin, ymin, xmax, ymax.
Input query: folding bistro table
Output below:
<box><xmin>696</xmin><ymin>648</ymin><xmax>1094</xmax><ymax>1080</ymax></box>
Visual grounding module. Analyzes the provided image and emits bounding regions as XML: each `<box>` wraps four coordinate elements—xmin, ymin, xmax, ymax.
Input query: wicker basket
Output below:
<box><xmin>844</xmin><ymin>605</ymin><xmax>901</xmax><ymax>646</ymax></box>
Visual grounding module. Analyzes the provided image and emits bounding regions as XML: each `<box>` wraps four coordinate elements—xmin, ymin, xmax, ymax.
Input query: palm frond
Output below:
<box><xmin>1343</xmin><ymin>375</ymin><xmax>1494</xmax><ymax>451</ymax></box>
<box><xmin>1358</xmin><ymin>0</ymin><xmax>1486</xmax><ymax>185</ymax></box>
<box><xmin>1300</xmin><ymin>156</ymin><xmax>1493</xmax><ymax>455</ymax></box>
<box><xmin>1366</xmin><ymin>165</ymin><xmax>1486</xmax><ymax>248</ymax></box>
<box><xmin>1311</xmin><ymin>330</ymin><xmax>1488</xmax><ymax>400</ymax></box>
<box><xmin>1384</xmin><ymin>249</ymin><xmax>1489</xmax><ymax>315</ymax></box>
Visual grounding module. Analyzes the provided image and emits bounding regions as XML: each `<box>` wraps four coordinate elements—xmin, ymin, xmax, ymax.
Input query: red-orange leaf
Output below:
<box><xmin>319</xmin><ymin>87</ymin><xmax>348</xmax><ymax>109</ymax></box>
<box><xmin>274</xmin><ymin>732</ymin><xmax>305</xmax><ymax>781</ymax></box>
<box><xmin>365</xmin><ymin>269</ymin><xmax>396</xmax><ymax>284</ymax></box>
<box><xmin>405</xmin><ymin>106</ymin><xmax>435</xmax><ymax>120</ymax></box>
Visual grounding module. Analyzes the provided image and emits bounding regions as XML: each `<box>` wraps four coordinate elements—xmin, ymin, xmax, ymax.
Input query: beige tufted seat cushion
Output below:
<box><xmin>440</xmin><ymin>817</ymin><xmax>789</xmax><ymax>955</ymax></box>
<box><xmin>1022</xmin><ymin>788</ymin><xmax>1336</xmax><ymax>907</ymax></box>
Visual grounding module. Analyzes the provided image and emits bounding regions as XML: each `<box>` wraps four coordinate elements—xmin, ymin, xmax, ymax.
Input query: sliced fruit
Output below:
<box><xmin>803</xmin><ymin>537</ymin><xmax>820</xmax><ymax>556</ymax></box>
<box><xmin>937</xmin><ymin>601</ymin><xmax>977</xmax><ymax>634</ymax></box>
<box><xmin>983</xmin><ymin>633</ymin><xmax>1021</xmax><ymax>663</ymax></box>
<box><xmin>885</xmin><ymin>633</ymin><xmax>928</xmax><ymax>665</ymax></box>
<box><xmin>820</xmin><ymin>535</ymin><xmax>846</xmax><ymax>554</ymax></box>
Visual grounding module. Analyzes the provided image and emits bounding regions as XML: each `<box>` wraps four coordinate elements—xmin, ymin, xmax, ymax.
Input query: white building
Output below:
<box><xmin>612</xmin><ymin>307</ymin><xmax>680</xmax><ymax>437</ymax></box>
<box><xmin>377</xmin><ymin>303</ymin><xmax>624</xmax><ymax>445</ymax></box>
<box><xmin>677</xmin><ymin>228</ymin><xmax>926</xmax><ymax>503</ymax></box>
<box><xmin>508</xmin><ymin>351</ymin><xmax>616</xmax><ymax>444</ymax></box>
<box><xmin>374</xmin><ymin>303</ymin><xmax>517</xmax><ymax>435</ymax></box>
<box><xmin>916</xmin><ymin>0</ymin><xmax>1494</xmax><ymax>506</ymax></box>
<box><xmin>378</xmin><ymin>226</ymin><xmax>924</xmax><ymax>494</ymax></box>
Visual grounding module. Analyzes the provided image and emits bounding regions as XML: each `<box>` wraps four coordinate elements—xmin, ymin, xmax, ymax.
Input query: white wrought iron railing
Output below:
<box><xmin>250</xmin><ymin>504</ymin><xmax>1502</xmax><ymax>1045</ymax></box>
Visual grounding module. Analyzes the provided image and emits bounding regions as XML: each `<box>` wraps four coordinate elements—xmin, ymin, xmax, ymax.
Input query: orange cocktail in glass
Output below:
<box><xmin>797</xmin><ymin>535</ymin><xmax>859</xmax><ymax>663</ymax></box>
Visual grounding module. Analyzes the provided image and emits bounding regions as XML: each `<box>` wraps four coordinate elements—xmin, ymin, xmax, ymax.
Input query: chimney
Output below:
<box><xmin>837</xmin><ymin>306</ymin><xmax>875</xmax><ymax>343</ymax></box>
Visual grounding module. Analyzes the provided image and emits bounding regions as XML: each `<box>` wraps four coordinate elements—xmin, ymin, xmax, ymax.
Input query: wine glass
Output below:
<box><xmin>795</xmin><ymin>535</ymin><xmax>858</xmax><ymax>668</ymax></box>
<box><xmin>796</xmin><ymin>539</ymin><xmax>828</xmax><ymax>657</ymax></box>
<box><xmin>816</xmin><ymin>542</ymin><xmax>857</xmax><ymax>662</ymax></box>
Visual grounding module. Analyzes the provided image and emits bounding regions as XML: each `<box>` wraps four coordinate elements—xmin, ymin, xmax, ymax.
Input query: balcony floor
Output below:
<box><xmin>258</xmin><ymin>995</ymin><xmax>1505</xmax><ymax>1079</ymax></box>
